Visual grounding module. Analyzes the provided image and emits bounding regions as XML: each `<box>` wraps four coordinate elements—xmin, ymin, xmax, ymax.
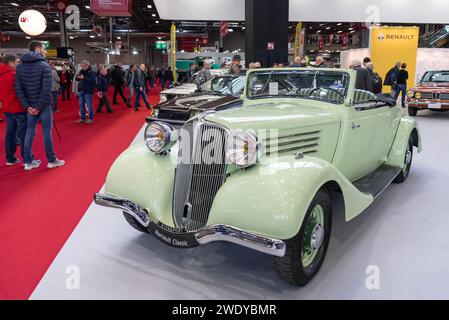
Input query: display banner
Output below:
<box><xmin>370</xmin><ymin>26</ymin><xmax>419</xmax><ymax>91</ymax></box>
<box><xmin>90</xmin><ymin>0</ymin><xmax>132</xmax><ymax>17</ymax></box>
<box><xmin>220</xmin><ymin>21</ymin><xmax>228</xmax><ymax>38</ymax></box>
<box><xmin>294</xmin><ymin>21</ymin><xmax>303</xmax><ymax>57</ymax></box>
<box><xmin>170</xmin><ymin>23</ymin><xmax>177</xmax><ymax>82</ymax></box>
<box><xmin>318</xmin><ymin>36</ymin><xmax>324</xmax><ymax>51</ymax></box>
<box><xmin>342</xmin><ymin>32</ymin><xmax>348</xmax><ymax>49</ymax></box>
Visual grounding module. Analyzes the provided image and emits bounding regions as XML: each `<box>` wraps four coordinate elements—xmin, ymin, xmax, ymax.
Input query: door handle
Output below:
<box><xmin>352</xmin><ymin>123</ymin><xmax>361</xmax><ymax>129</ymax></box>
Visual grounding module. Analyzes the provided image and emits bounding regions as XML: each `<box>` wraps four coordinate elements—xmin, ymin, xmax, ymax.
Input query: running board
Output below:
<box><xmin>353</xmin><ymin>165</ymin><xmax>401</xmax><ymax>198</ymax></box>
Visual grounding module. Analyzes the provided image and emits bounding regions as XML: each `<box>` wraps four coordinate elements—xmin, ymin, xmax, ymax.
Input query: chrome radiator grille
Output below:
<box><xmin>173</xmin><ymin>121</ymin><xmax>228</xmax><ymax>232</ymax></box>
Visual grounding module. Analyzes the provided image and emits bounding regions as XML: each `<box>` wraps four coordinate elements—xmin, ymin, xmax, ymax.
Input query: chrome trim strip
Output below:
<box><xmin>146</xmin><ymin>116</ymin><xmax>187</xmax><ymax>125</ymax></box>
<box><xmin>94</xmin><ymin>193</ymin><xmax>150</xmax><ymax>227</ymax></box>
<box><xmin>195</xmin><ymin>224</ymin><xmax>286</xmax><ymax>257</ymax></box>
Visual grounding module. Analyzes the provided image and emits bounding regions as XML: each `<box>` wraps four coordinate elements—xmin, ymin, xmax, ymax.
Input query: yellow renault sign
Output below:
<box><xmin>370</xmin><ymin>26</ymin><xmax>419</xmax><ymax>91</ymax></box>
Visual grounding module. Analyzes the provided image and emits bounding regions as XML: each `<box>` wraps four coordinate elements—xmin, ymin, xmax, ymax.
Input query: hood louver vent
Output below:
<box><xmin>264</xmin><ymin>131</ymin><xmax>320</xmax><ymax>156</ymax></box>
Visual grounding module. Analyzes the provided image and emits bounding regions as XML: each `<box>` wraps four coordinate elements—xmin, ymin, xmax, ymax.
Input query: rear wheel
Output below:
<box><xmin>275</xmin><ymin>190</ymin><xmax>332</xmax><ymax>286</ymax></box>
<box><xmin>123</xmin><ymin>212</ymin><xmax>148</xmax><ymax>233</ymax></box>
<box><xmin>393</xmin><ymin>136</ymin><xmax>413</xmax><ymax>183</ymax></box>
<box><xmin>408</xmin><ymin>107</ymin><xmax>418</xmax><ymax>116</ymax></box>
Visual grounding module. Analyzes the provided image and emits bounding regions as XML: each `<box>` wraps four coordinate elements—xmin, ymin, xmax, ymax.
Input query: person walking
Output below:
<box><xmin>126</xmin><ymin>64</ymin><xmax>136</xmax><ymax>106</ymax></box>
<box><xmin>384</xmin><ymin>62</ymin><xmax>401</xmax><ymax>95</ymax></box>
<box><xmin>50</xmin><ymin>64</ymin><xmax>60</xmax><ymax>112</ymax></box>
<box><xmin>394</xmin><ymin>63</ymin><xmax>409</xmax><ymax>107</ymax></box>
<box><xmin>111</xmin><ymin>64</ymin><xmax>129</xmax><ymax>106</ymax></box>
<box><xmin>157</xmin><ymin>67</ymin><xmax>165</xmax><ymax>89</ymax></box>
<box><xmin>75</xmin><ymin>60</ymin><xmax>96</xmax><ymax>124</ymax></box>
<box><xmin>14</xmin><ymin>40</ymin><xmax>65</xmax><ymax>171</ymax></box>
<box><xmin>165</xmin><ymin>66</ymin><xmax>174</xmax><ymax>87</ymax></box>
<box><xmin>59</xmin><ymin>67</ymin><xmax>71</xmax><ymax>101</ymax></box>
<box><xmin>96</xmin><ymin>66</ymin><xmax>113</xmax><ymax>113</ymax></box>
<box><xmin>133</xmin><ymin>63</ymin><xmax>151</xmax><ymax>112</ymax></box>
<box><xmin>0</xmin><ymin>54</ymin><xmax>28</xmax><ymax>166</ymax></box>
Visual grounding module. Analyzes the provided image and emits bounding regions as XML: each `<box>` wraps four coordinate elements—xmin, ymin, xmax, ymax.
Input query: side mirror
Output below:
<box><xmin>376</xmin><ymin>93</ymin><xmax>396</xmax><ymax>107</ymax></box>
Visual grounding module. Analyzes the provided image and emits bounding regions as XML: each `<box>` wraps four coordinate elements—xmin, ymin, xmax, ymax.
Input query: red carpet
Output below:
<box><xmin>0</xmin><ymin>86</ymin><xmax>160</xmax><ymax>300</ymax></box>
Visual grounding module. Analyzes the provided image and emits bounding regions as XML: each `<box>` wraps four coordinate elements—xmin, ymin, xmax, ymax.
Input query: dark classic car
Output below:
<box><xmin>150</xmin><ymin>73</ymin><xmax>246</xmax><ymax>125</ymax></box>
<box><xmin>407</xmin><ymin>70</ymin><xmax>449</xmax><ymax>116</ymax></box>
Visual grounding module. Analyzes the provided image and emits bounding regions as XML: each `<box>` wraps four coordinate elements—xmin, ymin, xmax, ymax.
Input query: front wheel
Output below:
<box><xmin>408</xmin><ymin>107</ymin><xmax>418</xmax><ymax>116</ymax></box>
<box><xmin>393</xmin><ymin>136</ymin><xmax>413</xmax><ymax>183</ymax></box>
<box><xmin>275</xmin><ymin>190</ymin><xmax>332</xmax><ymax>286</ymax></box>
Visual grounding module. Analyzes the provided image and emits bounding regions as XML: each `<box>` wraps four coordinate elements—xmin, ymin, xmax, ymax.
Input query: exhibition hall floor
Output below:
<box><xmin>26</xmin><ymin>109</ymin><xmax>449</xmax><ymax>300</ymax></box>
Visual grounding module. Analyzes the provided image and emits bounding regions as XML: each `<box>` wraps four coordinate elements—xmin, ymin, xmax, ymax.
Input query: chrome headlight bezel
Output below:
<box><xmin>226</xmin><ymin>131</ymin><xmax>263</xmax><ymax>168</ymax></box>
<box><xmin>144</xmin><ymin>121</ymin><xmax>176</xmax><ymax>154</ymax></box>
<box><xmin>407</xmin><ymin>90</ymin><xmax>415</xmax><ymax>98</ymax></box>
<box><xmin>159</xmin><ymin>93</ymin><xmax>167</xmax><ymax>103</ymax></box>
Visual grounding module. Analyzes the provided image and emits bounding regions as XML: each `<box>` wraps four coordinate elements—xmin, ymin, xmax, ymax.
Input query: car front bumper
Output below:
<box><xmin>94</xmin><ymin>193</ymin><xmax>286</xmax><ymax>257</ymax></box>
<box><xmin>407</xmin><ymin>99</ymin><xmax>449</xmax><ymax>109</ymax></box>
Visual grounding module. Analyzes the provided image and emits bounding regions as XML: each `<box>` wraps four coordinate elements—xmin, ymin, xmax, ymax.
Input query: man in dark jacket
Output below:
<box><xmin>350</xmin><ymin>59</ymin><xmax>373</xmax><ymax>92</ymax></box>
<box><xmin>0</xmin><ymin>54</ymin><xmax>27</xmax><ymax>166</ymax></box>
<box><xmin>133</xmin><ymin>64</ymin><xmax>151</xmax><ymax>112</ymax></box>
<box><xmin>384</xmin><ymin>61</ymin><xmax>401</xmax><ymax>94</ymax></box>
<box><xmin>75</xmin><ymin>60</ymin><xmax>96</xmax><ymax>124</ymax></box>
<box><xmin>15</xmin><ymin>41</ymin><xmax>65</xmax><ymax>171</ymax></box>
<box><xmin>96</xmin><ymin>66</ymin><xmax>113</xmax><ymax>113</ymax></box>
<box><xmin>111</xmin><ymin>64</ymin><xmax>130</xmax><ymax>106</ymax></box>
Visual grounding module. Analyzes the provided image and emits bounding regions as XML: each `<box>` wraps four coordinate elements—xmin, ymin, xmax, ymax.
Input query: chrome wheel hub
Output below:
<box><xmin>310</xmin><ymin>223</ymin><xmax>324</xmax><ymax>250</ymax></box>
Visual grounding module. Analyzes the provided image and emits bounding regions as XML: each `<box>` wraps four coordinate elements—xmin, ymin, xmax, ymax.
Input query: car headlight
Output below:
<box><xmin>226</xmin><ymin>131</ymin><xmax>262</xmax><ymax>168</ymax></box>
<box><xmin>159</xmin><ymin>93</ymin><xmax>167</xmax><ymax>103</ymax></box>
<box><xmin>415</xmin><ymin>92</ymin><xmax>422</xmax><ymax>99</ymax></box>
<box><xmin>144</xmin><ymin>121</ymin><xmax>176</xmax><ymax>154</ymax></box>
<box><xmin>407</xmin><ymin>90</ymin><xmax>415</xmax><ymax>98</ymax></box>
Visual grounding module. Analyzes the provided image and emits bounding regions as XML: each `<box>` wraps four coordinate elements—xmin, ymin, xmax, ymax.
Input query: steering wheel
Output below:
<box><xmin>307</xmin><ymin>87</ymin><xmax>344</xmax><ymax>100</ymax></box>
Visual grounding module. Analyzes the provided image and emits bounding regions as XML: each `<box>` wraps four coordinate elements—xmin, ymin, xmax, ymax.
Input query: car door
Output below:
<box><xmin>334</xmin><ymin>90</ymin><xmax>393</xmax><ymax>182</ymax></box>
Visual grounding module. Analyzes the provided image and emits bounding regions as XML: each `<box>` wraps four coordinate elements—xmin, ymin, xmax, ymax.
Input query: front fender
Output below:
<box><xmin>207</xmin><ymin>155</ymin><xmax>373</xmax><ymax>240</ymax></box>
<box><xmin>386</xmin><ymin>116</ymin><xmax>422</xmax><ymax>168</ymax></box>
<box><xmin>104</xmin><ymin>141</ymin><xmax>177</xmax><ymax>227</ymax></box>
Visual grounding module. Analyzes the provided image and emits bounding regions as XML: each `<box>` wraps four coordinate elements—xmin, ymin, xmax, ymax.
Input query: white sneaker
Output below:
<box><xmin>47</xmin><ymin>159</ymin><xmax>65</xmax><ymax>169</ymax></box>
<box><xmin>24</xmin><ymin>161</ymin><xmax>41</xmax><ymax>171</ymax></box>
<box><xmin>23</xmin><ymin>159</ymin><xmax>41</xmax><ymax>167</ymax></box>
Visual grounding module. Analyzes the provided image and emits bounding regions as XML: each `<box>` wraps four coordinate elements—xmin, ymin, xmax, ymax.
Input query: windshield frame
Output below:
<box><xmin>245</xmin><ymin>69</ymin><xmax>351</xmax><ymax>105</ymax></box>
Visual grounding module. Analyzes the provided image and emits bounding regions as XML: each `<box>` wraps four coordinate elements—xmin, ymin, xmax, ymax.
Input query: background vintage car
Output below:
<box><xmin>151</xmin><ymin>73</ymin><xmax>246</xmax><ymax>125</ymax></box>
<box><xmin>158</xmin><ymin>68</ymin><xmax>229</xmax><ymax>103</ymax></box>
<box><xmin>95</xmin><ymin>68</ymin><xmax>421</xmax><ymax>286</ymax></box>
<box><xmin>407</xmin><ymin>70</ymin><xmax>449</xmax><ymax>116</ymax></box>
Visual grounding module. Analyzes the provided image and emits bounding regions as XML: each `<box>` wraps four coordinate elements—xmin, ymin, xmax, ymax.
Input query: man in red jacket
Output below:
<box><xmin>0</xmin><ymin>54</ymin><xmax>28</xmax><ymax>165</ymax></box>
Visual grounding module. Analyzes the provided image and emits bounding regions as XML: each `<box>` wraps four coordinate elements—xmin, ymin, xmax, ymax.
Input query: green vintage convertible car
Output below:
<box><xmin>94</xmin><ymin>68</ymin><xmax>422</xmax><ymax>286</ymax></box>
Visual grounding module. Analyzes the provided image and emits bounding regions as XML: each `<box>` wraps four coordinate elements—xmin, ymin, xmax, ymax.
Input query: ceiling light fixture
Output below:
<box><xmin>155</xmin><ymin>20</ymin><xmax>159</xmax><ymax>24</ymax></box>
<box><xmin>54</xmin><ymin>19</ymin><xmax>60</xmax><ymax>23</ymax></box>
<box><xmin>228</xmin><ymin>28</ymin><xmax>234</xmax><ymax>32</ymax></box>
<box><xmin>69</xmin><ymin>36</ymin><xmax>74</xmax><ymax>39</ymax></box>
<box><xmin>85</xmin><ymin>5</ymin><xmax>90</xmax><ymax>9</ymax></box>
<box><xmin>152</xmin><ymin>14</ymin><xmax>156</xmax><ymax>17</ymax></box>
<box><xmin>147</xmin><ymin>5</ymin><xmax>152</xmax><ymax>9</ymax></box>
<box><xmin>11</xmin><ymin>2</ymin><xmax>19</xmax><ymax>7</ymax></box>
<box><xmin>117</xmin><ymin>36</ymin><xmax>121</xmax><ymax>40</ymax></box>
<box><xmin>326</xmin><ymin>27</ymin><xmax>331</xmax><ymax>30</ymax></box>
<box><xmin>25</xmin><ymin>36</ymin><xmax>31</xmax><ymax>39</ymax></box>
<box><xmin>337</xmin><ymin>23</ymin><xmax>342</xmax><ymax>26</ymax></box>
<box><xmin>90</xmin><ymin>35</ymin><xmax>95</xmax><ymax>38</ymax></box>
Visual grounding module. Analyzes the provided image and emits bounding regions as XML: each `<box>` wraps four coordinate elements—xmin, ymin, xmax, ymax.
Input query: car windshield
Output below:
<box><xmin>247</xmin><ymin>69</ymin><xmax>350</xmax><ymax>104</ymax></box>
<box><xmin>421</xmin><ymin>71</ymin><xmax>449</xmax><ymax>83</ymax></box>
<box><xmin>200</xmin><ymin>75</ymin><xmax>246</xmax><ymax>95</ymax></box>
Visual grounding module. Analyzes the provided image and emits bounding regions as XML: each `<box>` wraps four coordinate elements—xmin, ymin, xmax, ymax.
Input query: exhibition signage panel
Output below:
<box><xmin>293</xmin><ymin>21</ymin><xmax>304</xmax><ymax>57</ymax></box>
<box><xmin>370</xmin><ymin>26</ymin><xmax>419</xmax><ymax>90</ymax></box>
<box><xmin>90</xmin><ymin>0</ymin><xmax>132</xmax><ymax>17</ymax></box>
<box><xmin>170</xmin><ymin>23</ymin><xmax>177</xmax><ymax>82</ymax></box>
<box><xmin>220</xmin><ymin>21</ymin><xmax>229</xmax><ymax>38</ymax></box>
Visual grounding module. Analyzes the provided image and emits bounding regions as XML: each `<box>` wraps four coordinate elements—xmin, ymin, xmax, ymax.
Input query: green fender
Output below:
<box><xmin>207</xmin><ymin>154</ymin><xmax>374</xmax><ymax>240</ymax></box>
<box><xmin>104</xmin><ymin>141</ymin><xmax>177</xmax><ymax>227</ymax></box>
<box><xmin>386</xmin><ymin>116</ymin><xmax>422</xmax><ymax>168</ymax></box>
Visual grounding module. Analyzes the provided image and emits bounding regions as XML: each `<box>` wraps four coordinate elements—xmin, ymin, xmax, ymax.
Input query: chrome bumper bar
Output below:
<box><xmin>94</xmin><ymin>192</ymin><xmax>286</xmax><ymax>257</ymax></box>
<box><xmin>94</xmin><ymin>193</ymin><xmax>150</xmax><ymax>227</ymax></box>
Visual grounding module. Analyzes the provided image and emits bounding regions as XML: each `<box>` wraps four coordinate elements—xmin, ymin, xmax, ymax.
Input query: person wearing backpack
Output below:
<box><xmin>384</xmin><ymin>62</ymin><xmax>401</xmax><ymax>95</ymax></box>
<box><xmin>367</xmin><ymin>63</ymin><xmax>383</xmax><ymax>94</ymax></box>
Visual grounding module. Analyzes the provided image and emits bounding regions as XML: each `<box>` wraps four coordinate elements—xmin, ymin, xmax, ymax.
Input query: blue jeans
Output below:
<box><xmin>23</xmin><ymin>106</ymin><xmax>56</xmax><ymax>164</ymax></box>
<box><xmin>4</xmin><ymin>112</ymin><xmax>27</xmax><ymax>163</ymax></box>
<box><xmin>134</xmin><ymin>89</ymin><xmax>150</xmax><ymax>110</ymax></box>
<box><xmin>394</xmin><ymin>84</ymin><xmax>407</xmax><ymax>106</ymax></box>
<box><xmin>51</xmin><ymin>90</ymin><xmax>58</xmax><ymax>111</ymax></box>
<box><xmin>79</xmin><ymin>91</ymin><xmax>94</xmax><ymax>120</ymax></box>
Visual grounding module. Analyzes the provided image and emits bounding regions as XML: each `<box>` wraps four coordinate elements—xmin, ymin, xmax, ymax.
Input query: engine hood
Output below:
<box><xmin>204</xmin><ymin>100</ymin><xmax>341</xmax><ymax>131</ymax></box>
<box><xmin>161</xmin><ymin>83</ymin><xmax>198</xmax><ymax>96</ymax></box>
<box><xmin>204</xmin><ymin>99</ymin><xmax>342</xmax><ymax>162</ymax></box>
<box><xmin>160</xmin><ymin>94</ymin><xmax>238</xmax><ymax>112</ymax></box>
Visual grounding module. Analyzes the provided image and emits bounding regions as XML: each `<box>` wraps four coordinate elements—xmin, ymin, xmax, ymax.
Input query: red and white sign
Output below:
<box><xmin>90</xmin><ymin>0</ymin><xmax>132</xmax><ymax>17</ymax></box>
<box><xmin>56</xmin><ymin>0</ymin><xmax>67</xmax><ymax>12</ymax></box>
<box><xmin>220</xmin><ymin>21</ymin><xmax>228</xmax><ymax>38</ymax></box>
<box><xmin>267</xmin><ymin>42</ymin><xmax>275</xmax><ymax>50</ymax></box>
<box><xmin>342</xmin><ymin>32</ymin><xmax>348</xmax><ymax>49</ymax></box>
<box><xmin>318</xmin><ymin>36</ymin><xmax>324</xmax><ymax>50</ymax></box>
